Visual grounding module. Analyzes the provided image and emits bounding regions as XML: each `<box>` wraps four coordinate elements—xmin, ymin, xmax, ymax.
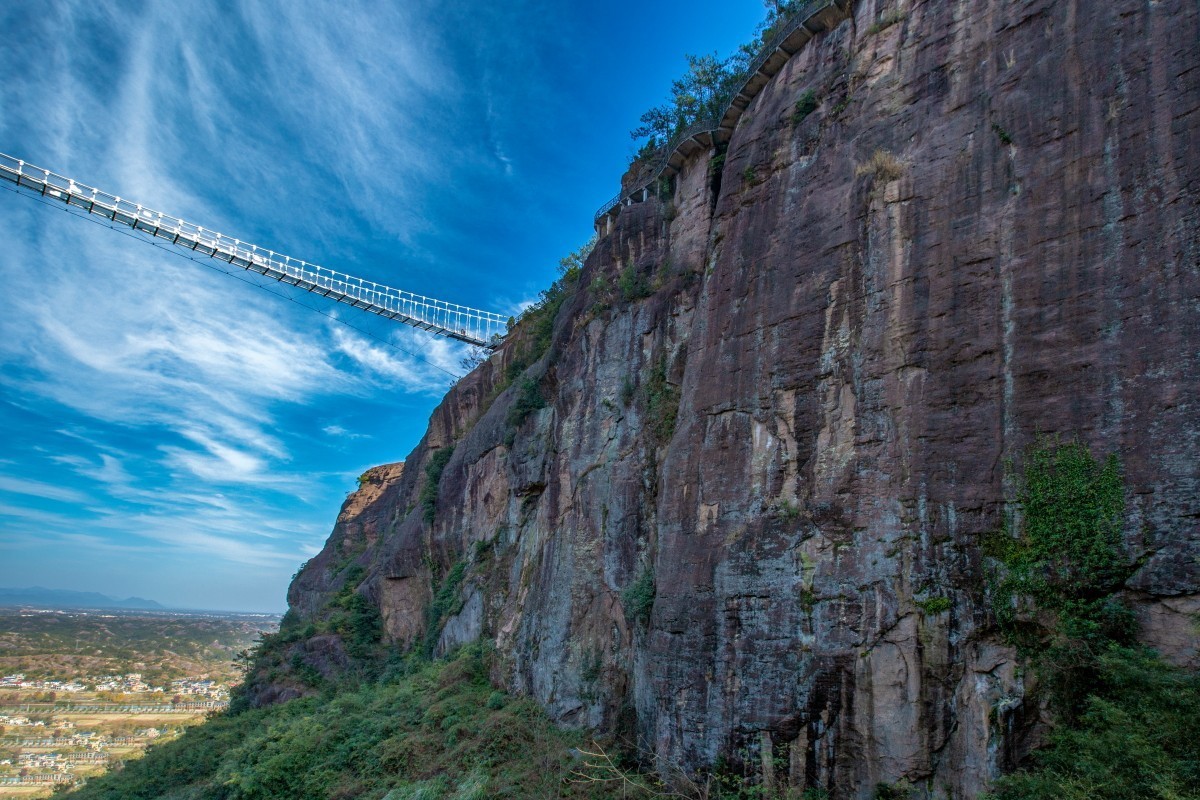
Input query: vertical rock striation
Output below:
<box><xmin>273</xmin><ymin>1</ymin><xmax>1200</xmax><ymax>796</ymax></box>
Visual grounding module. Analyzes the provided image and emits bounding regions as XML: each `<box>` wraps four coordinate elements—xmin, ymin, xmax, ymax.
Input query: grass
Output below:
<box><xmin>855</xmin><ymin>149</ymin><xmax>904</xmax><ymax>183</ymax></box>
<box><xmin>866</xmin><ymin>10</ymin><xmax>905</xmax><ymax>35</ymax></box>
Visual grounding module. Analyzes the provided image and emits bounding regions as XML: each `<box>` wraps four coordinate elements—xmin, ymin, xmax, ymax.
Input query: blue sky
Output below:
<box><xmin>0</xmin><ymin>0</ymin><xmax>767</xmax><ymax>612</ymax></box>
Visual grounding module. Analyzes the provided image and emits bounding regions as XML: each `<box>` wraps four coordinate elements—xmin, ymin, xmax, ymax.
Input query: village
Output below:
<box><xmin>0</xmin><ymin>673</ymin><xmax>231</xmax><ymax>795</ymax></box>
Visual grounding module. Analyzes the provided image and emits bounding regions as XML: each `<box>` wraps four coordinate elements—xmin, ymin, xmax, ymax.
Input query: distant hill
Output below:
<box><xmin>0</xmin><ymin>586</ymin><xmax>165</xmax><ymax>610</ymax></box>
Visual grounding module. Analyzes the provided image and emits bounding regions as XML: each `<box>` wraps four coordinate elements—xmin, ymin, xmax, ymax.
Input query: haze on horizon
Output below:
<box><xmin>0</xmin><ymin>0</ymin><xmax>767</xmax><ymax>613</ymax></box>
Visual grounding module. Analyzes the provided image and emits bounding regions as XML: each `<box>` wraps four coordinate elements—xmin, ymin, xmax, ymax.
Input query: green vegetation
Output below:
<box><xmin>63</xmin><ymin>645</ymin><xmax>614</xmax><ymax>800</ymax></box>
<box><xmin>622</xmin><ymin>568</ymin><xmax>656</xmax><ymax>626</ymax></box>
<box><xmin>502</xmin><ymin>236</ymin><xmax>595</xmax><ymax>385</ymax></box>
<box><xmin>505</xmin><ymin>377</ymin><xmax>547</xmax><ymax>433</ymax></box>
<box><xmin>421</xmin><ymin>446</ymin><xmax>456</xmax><ymax>525</ymax></box>
<box><xmin>983</xmin><ymin>439</ymin><xmax>1200</xmax><ymax>798</ymax></box>
<box><xmin>988</xmin><ymin>440</ymin><xmax>1130</xmax><ymax>668</ymax></box>
<box><xmin>641</xmin><ymin>357</ymin><xmax>681</xmax><ymax>446</ymax></box>
<box><xmin>988</xmin><ymin>646</ymin><xmax>1200</xmax><ymax>800</ymax></box>
<box><xmin>914</xmin><ymin>596</ymin><xmax>952</xmax><ymax>616</ymax></box>
<box><xmin>993</xmin><ymin>123</ymin><xmax>1014</xmax><ymax>145</ymax></box>
<box><xmin>424</xmin><ymin>561</ymin><xmax>467</xmax><ymax>657</ymax></box>
<box><xmin>791</xmin><ymin>90</ymin><xmax>818</xmax><ymax>125</ymax></box>
<box><xmin>630</xmin><ymin>2</ymin><xmax>819</xmax><ymax>157</ymax></box>
<box><xmin>618</xmin><ymin>261</ymin><xmax>652</xmax><ymax>302</ymax></box>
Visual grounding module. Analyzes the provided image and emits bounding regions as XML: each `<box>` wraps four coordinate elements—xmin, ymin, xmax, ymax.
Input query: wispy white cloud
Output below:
<box><xmin>0</xmin><ymin>476</ymin><xmax>91</xmax><ymax>505</ymax></box>
<box><xmin>322</xmin><ymin>424</ymin><xmax>371</xmax><ymax>440</ymax></box>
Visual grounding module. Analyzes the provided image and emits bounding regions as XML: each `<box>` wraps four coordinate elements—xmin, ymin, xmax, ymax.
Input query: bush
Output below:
<box><xmin>424</xmin><ymin>561</ymin><xmax>467</xmax><ymax>657</ymax></box>
<box><xmin>622</xmin><ymin>568</ymin><xmax>655</xmax><ymax>626</ymax></box>
<box><xmin>792</xmin><ymin>89</ymin><xmax>818</xmax><ymax>124</ymax></box>
<box><xmin>420</xmin><ymin>446</ymin><xmax>455</xmax><ymax>525</ymax></box>
<box><xmin>988</xmin><ymin>645</ymin><xmax>1200</xmax><ymax>800</ymax></box>
<box><xmin>642</xmin><ymin>357</ymin><xmax>680</xmax><ymax>446</ymax></box>
<box><xmin>505</xmin><ymin>377</ymin><xmax>546</xmax><ymax>431</ymax></box>
<box><xmin>915</xmin><ymin>596</ymin><xmax>952</xmax><ymax>616</ymax></box>
<box><xmin>618</xmin><ymin>262</ymin><xmax>652</xmax><ymax>302</ymax></box>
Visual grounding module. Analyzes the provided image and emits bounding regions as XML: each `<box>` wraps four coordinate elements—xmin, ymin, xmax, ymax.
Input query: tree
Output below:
<box><xmin>630</xmin><ymin>53</ymin><xmax>743</xmax><ymax>147</ymax></box>
<box><xmin>557</xmin><ymin>236</ymin><xmax>596</xmax><ymax>281</ymax></box>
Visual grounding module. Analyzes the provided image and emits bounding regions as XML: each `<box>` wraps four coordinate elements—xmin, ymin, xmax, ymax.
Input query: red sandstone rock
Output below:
<box><xmin>270</xmin><ymin>1</ymin><xmax>1199</xmax><ymax>796</ymax></box>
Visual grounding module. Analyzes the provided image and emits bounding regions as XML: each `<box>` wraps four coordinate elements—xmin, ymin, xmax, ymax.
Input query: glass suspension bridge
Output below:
<box><xmin>0</xmin><ymin>153</ymin><xmax>510</xmax><ymax>349</ymax></box>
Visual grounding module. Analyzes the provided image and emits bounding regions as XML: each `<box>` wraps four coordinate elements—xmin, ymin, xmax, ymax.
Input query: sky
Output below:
<box><xmin>0</xmin><ymin>0</ymin><xmax>768</xmax><ymax>613</ymax></box>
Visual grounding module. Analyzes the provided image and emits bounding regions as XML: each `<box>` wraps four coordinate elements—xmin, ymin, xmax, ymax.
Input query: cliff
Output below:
<box><xmin>265</xmin><ymin>0</ymin><xmax>1200</xmax><ymax>796</ymax></box>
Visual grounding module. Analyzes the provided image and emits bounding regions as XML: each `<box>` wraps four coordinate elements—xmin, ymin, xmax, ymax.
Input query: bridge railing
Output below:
<box><xmin>0</xmin><ymin>153</ymin><xmax>509</xmax><ymax>347</ymax></box>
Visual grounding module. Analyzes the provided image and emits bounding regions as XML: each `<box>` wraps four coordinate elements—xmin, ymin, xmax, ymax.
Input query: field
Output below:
<box><xmin>0</xmin><ymin>608</ymin><xmax>277</xmax><ymax>686</ymax></box>
<box><xmin>0</xmin><ymin>607</ymin><xmax>278</xmax><ymax>796</ymax></box>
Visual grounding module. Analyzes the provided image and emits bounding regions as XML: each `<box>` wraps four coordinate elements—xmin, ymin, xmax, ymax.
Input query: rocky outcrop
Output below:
<box><xmin>278</xmin><ymin>0</ymin><xmax>1200</xmax><ymax>797</ymax></box>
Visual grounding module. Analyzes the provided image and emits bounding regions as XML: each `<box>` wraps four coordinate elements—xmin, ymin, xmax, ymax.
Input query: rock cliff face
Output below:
<box><xmin>280</xmin><ymin>0</ymin><xmax>1200</xmax><ymax>796</ymax></box>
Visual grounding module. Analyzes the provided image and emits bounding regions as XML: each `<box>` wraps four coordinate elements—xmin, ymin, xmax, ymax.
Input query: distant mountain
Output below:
<box><xmin>0</xmin><ymin>586</ymin><xmax>165</xmax><ymax>610</ymax></box>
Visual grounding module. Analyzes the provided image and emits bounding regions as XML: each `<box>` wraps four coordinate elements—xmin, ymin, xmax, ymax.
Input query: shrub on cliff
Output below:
<box><xmin>984</xmin><ymin>440</ymin><xmax>1200</xmax><ymax>799</ymax></box>
<box><xmin>420</xmin><ymin>446</ymin><xmax>455</xmax><ymax>525</ymax></box>
<box><xmin>988</xmin><ymin>645</ymin><xmax>1200</xmax><ymax>800</ymax></box>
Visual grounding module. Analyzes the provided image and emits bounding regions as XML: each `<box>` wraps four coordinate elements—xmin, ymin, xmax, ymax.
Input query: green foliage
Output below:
<box><xmin>991</xmin><ymin>440</ymin><xmax>1129</xmax><ymax>650</ymax></box>
<box><xmin>992</xmin><ymin>123</ymin><xmax>1014</xmax><ymax>145</ymax></box>
<box><xmin>424</xmin><ymin>562</ymin><xmax>467</xmax><ymax>657</ymax></box>
<box><xmin>505</xmin><ymin>377</ymin><xmax>546</xmax><ymax>431</ymax></box>
<box><xmin>791</xmin><ymin>89</ymin><xmax>818</xmax><ymax>125</ymax></box>
<box><xmin>630</xmin><ymin>3</ymin><xmax>816</xmax><ymax>153</ymax></box>
<box><xmin>620</xmin><ymin>374</ymin><xmax>636</xmax><ymax>407</ymax></box>
<box><xmin>65</xmin><ymin>646</ymin><xmax>613</xmax><ymax>800</ymax></box>
<box><xmin>742</xmin><ymin>165</ymin><xmax>758</xmax><ymax>184</ymax></box>
<box><xmin>618</xmin><ymin>261</ymin><xmax>653</xmax><ymax>302</ymax></box>
<box><xmin>642</xmin><ymin>357</ymin><xmax>681</xmax><ymax>446</ymax></box>
<box><xmin>420</xmin><ymin>446</ymin><xmax>455</xmax><ymax>525</ymax></box>
<box><xmin>987</xmin><ymin>645</ymin><xmax>1200</xmax><ymax>800</ymax></box>
<box><xmin>981</xmin><ymin>439</ymin><xmax>1199</xmax><ymax>798</ymax></box>
<box><xmin>357</xmin><ymin>471</ymin><xmax>371</xmax><ymax>488</ymax></box>
<box><xmin>874</xmin><ymin>781</ymin><xmax>915</xmax><ymax>799</ymax></box>
<box><xmin>504</xmin><ymin>273</ymin><xmax>575</xmax><ymax>383</ymax></box>
<box><xmin>622</xmin><ymin>568</ymin><xmax>656</xmax><ymax>626</ymax></box>
<box><xmin>558</xmin><ymin>236</ymin><xmax>596</xmax><ymax>283</ymax></box>
<box><xmin>915</xmin><ymin>596</ymin><xmax>952</xmax><ymax>616</ymax></box>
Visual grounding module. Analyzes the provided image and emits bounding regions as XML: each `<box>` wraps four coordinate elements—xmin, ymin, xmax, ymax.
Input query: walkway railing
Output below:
<box><xmin>0</xmin><ymin>154</ymin><xmax>509</xmax><ymax>348</ymax></box>
<box><xmin>594</xmin><ymin>0</ymin><xmax>847</xmax><ymax>226</ymax></box>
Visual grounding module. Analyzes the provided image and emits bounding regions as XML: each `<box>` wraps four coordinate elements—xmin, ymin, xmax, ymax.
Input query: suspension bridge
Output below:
<box><xmin>0</xmin><ymin>153</ymin><xmax>509</xmax><ymax>348</ymax></box>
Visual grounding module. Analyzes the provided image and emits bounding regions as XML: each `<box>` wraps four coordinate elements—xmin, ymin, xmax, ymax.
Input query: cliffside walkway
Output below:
<box><xmin>0</xmin><ymin>153</ymin><xmax>509</xmax><ymax>348</ymax></box>
<box><xmin>594</xmin><ymin>0</ymin><xmax>851</xmax><ymax>233</ymax></box>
